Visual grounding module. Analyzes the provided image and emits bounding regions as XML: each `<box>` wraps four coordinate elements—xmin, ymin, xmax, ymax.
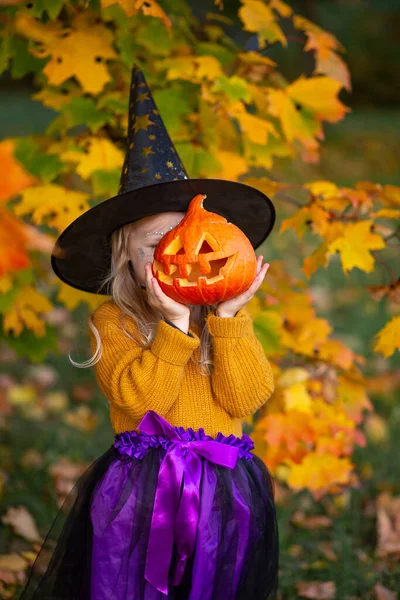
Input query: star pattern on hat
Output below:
<box><xmin>133</xmin><ymin>114</ymin><xmax>155</xmax><ymax>133</ymax></box>
<box><xmin>141</xmin><ymin>146</ymin><xmax>155</xmax><ymax>157</ymax></box>
<box><xmin>137</xmin><ymin>91</ymin><xmax>150</xmax><ymax>102</ymax></box>
<box><xmin>118</xmin><ymin>66</ymin><xmax>189</xmax><ymax>195</ymax></box>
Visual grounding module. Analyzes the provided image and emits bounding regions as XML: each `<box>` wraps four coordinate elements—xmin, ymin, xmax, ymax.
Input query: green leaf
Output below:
<box><xmin>0</xmin><ymin>32</ymin><xmax>12</xmax><ymax>76</ymax></box>
<box><xmin>22</xmin><ymin>0</ymin><xmax>64</xmax><ymax>20</ymax></box>
<box><xmin>0</xmin><ymin>321</ymin><xmax>58</xmax><ymax>362</ymax></box>
<box><xmin>153</xmin><ymin>85</ymin><xmax>192</xmax><ymax>135</ymax></box>
<box><xmin>91</xmin><ymin>169</ymin><xmax>121</xmax><ymax>197</ymax></box>
<box><xmin>133</xmin><ymin>19</ymin><xmax>177</xmax><ymax>57</ymax></box>
<box><xmin>196</xmin><ymin>42</ymin><xmax>236</xmax><ymax>68</ymax></box>
<box><xmin>0</xmin><ymin>271</ymin><xmax>35</xmax><ymax>313</ymax></box>
<box><xmin>97</xmin><ymin>94</ymin><xmax>128</xmax><ymax>114</ymax></box>
<box><xmin>253</xmin><ymin>311</ymin><xmax>281</xmax><ymax>354</ymax></box>
<box><xmin>175</xmin><ymin>143</ymin><xmax>220</xmax><ymax>178</ymax></box>
<box><xmin>10</xmin><ymin>37</ymin><xmax>47</xmax><ymax>78</ymax></box>
<box><xmin>61</xmin><ymin>98</ymin><xmax>114</xmax><ymax>133</ymax></box>
<box><xmin>14</xmin><ymin>138</ymin><xmax>65</xmax><ymax>183</ymax></box>
<box><xmin>212</xmin><ymin>74</ymin><xmax>251</xmax><ymax>102</ymax></box>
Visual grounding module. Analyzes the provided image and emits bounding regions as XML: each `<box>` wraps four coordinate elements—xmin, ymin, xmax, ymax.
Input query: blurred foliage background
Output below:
<box><xmin>0</xmin><ymin>0</ymin><xmax>399</xmax><ymax>598</ymax></box>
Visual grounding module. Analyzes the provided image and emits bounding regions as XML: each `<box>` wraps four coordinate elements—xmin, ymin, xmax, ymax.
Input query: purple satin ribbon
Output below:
<box><xmin>137</xmin><ymin>411</ymin><xmax>240</xmax><ymax>595</ymax></box>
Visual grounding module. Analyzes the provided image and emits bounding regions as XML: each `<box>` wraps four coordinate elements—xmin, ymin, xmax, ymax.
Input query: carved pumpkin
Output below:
<box><xmin>152</xmin><ymin>194</ymin><xmax>257</xmax><ymax>305</ymax></box>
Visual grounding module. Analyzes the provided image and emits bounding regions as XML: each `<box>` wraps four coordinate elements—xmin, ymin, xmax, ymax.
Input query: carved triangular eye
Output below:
<box><xmin>198</xmin><ymin>240</ymin><xmax>214</xmax><ymax>253</ymax></box>
<box><xmin>164</xmin><ymin>236</ymin><xmax>183</xmax><ymax>255</ymax></box>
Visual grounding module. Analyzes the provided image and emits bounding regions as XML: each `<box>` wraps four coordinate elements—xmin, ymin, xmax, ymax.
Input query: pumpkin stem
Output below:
<box><xmin>187</xmin><ymin>194</ymin><xmax>207</xmax><ymax>218</ymax></box>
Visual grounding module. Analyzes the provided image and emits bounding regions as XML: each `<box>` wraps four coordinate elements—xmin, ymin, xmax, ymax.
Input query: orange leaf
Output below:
<box><xmin>0</xmin><ymin>140</ymin><xmax>36</xmax><ymax>203</ymax></box>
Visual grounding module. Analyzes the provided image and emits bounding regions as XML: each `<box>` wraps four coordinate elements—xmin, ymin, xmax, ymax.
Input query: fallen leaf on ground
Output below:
<box><xmin>296</xmin><ymin>580</ymin><xmax>336</xmax><ymax>599</ymax></box>
<box><xmin>1</xmin><ymin>506</ymin><xmax>41</xmax><ymax>542</ymax></box>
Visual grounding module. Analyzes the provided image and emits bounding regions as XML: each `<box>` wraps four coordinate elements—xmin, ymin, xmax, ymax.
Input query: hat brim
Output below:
<box><xmin>51</xmin><ymin>178</ymin><xmax>276</xmax><ymax>295</ymax></box>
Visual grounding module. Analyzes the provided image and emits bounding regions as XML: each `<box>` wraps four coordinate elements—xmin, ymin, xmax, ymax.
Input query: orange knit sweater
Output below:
<box><xmin>89</xmin><ymin>300</ymin><xmax>274</xmax><ymax>438</ymax></box>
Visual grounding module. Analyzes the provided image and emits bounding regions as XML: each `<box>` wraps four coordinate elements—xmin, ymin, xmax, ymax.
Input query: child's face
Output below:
<box><xmin>128</xmin><ymin>211</ymin><xmax>185</xmax><ymax>285</ymax></box>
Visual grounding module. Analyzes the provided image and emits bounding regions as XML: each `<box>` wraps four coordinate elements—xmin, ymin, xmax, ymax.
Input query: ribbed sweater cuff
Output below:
<box><xmin>206</xmin><ymin>307</ymin><xmax>253</xmax><ymax>338</ymax></box>
<box><xmin>151</xmin><ymin>319</ymin><xmax>200</xmax><ymax>365</ymax></box>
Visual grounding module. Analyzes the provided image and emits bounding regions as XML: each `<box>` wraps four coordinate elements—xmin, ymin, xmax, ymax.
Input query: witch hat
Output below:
<box><xmin>51</xmin><ymin>65</ymin><xmax>276</xmax><ymax>295</ymax></box>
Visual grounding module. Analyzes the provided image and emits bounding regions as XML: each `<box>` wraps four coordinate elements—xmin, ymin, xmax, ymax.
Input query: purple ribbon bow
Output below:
<box><xmin>138</xmin><ymin>411</ymin><xmax>240</xmax><ymax>595</ymax></box>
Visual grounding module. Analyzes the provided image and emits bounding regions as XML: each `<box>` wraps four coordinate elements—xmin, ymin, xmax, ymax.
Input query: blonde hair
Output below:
<box><xmin>69</xmin><ymin>220</ymin><xmax>215</xmax><ymax>375</ymax></box>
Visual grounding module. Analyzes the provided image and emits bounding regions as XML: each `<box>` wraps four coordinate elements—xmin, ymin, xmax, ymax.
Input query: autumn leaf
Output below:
<box><xmin>239</xmin><ymin>0</ymin><xmax>287</xmax><ymax>48</ymax></box>
<box><xmin>64</xmin><ymin>405</ymin><xmax>98</xmax><ymax>432</ymax></box>
<box><xmin>296</xmin><ymin>580</ymin><xmax>336</xmax><ymax>599</ymax></box>
<box><xmin>0</xmin><ymin>140</ymin><xmax>36</xmax><ymax>203</ymax></box>
<box><xmin>371</xmin><ymin>208</ymin><xmax>400</xmax><ymax>220</ymax></box>
<box><xmin>61</xmin><ymin>137</ymin><xmax>124</xmax><ymax>180</ymax></box>
<box><xmin>268</xmin><ymin>76</ymin><xmax>349</xmax><ymax>154</ymax></box>
<box><xmin>294</xmin><ymin>15</ymin><xmax>351</xmax><ymax>91</ymax></box>
<box><xmin>379</xmin><ymin>184</ymin><xmax>400</xmax><ymax>208</ymax></box>
<box><xmin>16</xmin><ymin>12</ymin><xmax>118</xmax><ymax>94</ymax></box>
<box><xmin>328</xmin><ymin>220</ymin><xmax>386</xmax><ymax>275</ymax></box>
<box><xmin>212</xmin><ymin>150</ymin><xmax>248</xmax><ymax>181</ymax></box>
<box><xmin>374</xmin><ymin>316</ymin><xmax>400</xmax><ymax>358</ymax></box>
<box><xmin>1</xmin><ymin>506</ymin><xmax>41</xmax><ymax>543</ymax></box>
<box><xmin>286</xmin><ymin>453</ymin><xmax>354</xmax><ymax>498</ymax></box>
<box><xmin>101</xmin><ymin>0</ymin><xmax>172</xmax><ymax>31</ymax></box>
<box><xmin>2</xmin><ymin>286</ymin><xmax>53</xmax><ymax>337</ymax></box>
<box><xmin>0</xmin><ymin>209</ymin><xmax>31</xmax><ymax>276</ymax></box>
<box><xmin>283</xmin><ymin>382</ymin><xmax>313</xmax><ymax>414</ymax></box>
<box><xmin>57</xmin><ymin>280</ymin><xmax>108</xmax><ymax>311</ymax></box>
<box><xmin>14</xmin><ymin>184</ymin><xmax>90</xmax><ymax>231</ymax></box>
<box><xmin>376</xmin><ymin>492</ymin><xmax>400</xmax><ymax>559</ymax></box>
<box><xmin>161</xmin><ymin>55</ymin><xmax>223</xmax><ymax>83</ymax></box>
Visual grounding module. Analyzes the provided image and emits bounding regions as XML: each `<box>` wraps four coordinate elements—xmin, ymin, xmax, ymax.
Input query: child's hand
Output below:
<box><xmin>145</xmin><ymin>263</ymin><xmax>190</xmax><ymax>326</ymax></box>
<box><xmin>215</xmin><ymin>256</ymin><xmax>270</xmax><ymax>318</ymax></box>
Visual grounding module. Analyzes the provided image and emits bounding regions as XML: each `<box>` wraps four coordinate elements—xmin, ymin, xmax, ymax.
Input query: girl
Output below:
<box><xmin>20</xmin><ymin>65</ymin><xmax>279</xmax><ymax>600</ymax></box>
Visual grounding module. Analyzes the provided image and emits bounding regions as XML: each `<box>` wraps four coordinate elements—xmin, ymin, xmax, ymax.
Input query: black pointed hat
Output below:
<box><xmin>51</xmin><ymin>65</ymin><xmax>276</xmax><ymax>295</ymax></box>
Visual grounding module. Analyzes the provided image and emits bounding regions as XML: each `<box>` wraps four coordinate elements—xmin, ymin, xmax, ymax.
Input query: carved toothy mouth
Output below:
<box><xmin>153</xmin><ymin>254</ymin><xmax>237</xmax><ymax>287</ymax></box>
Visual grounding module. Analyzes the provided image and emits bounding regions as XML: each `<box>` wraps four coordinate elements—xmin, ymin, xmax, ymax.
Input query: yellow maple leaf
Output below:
<box><xmin>61</xmin><ymin>138</ymin><xmax>124</xmax><ymax>179</ymax></box>
<box><xmin>283</xmin><ymin>382</ymin><xmax>313</xmax><ymax>414</ymax></box>
<box><xmin>14</xmin><ymin>185</ymin><xmax>90</xmax><ymax>232</ymax></box>
<box><xmin>212</xmin><ymin>150</ymin><xmax>248</xmax><ymax>181</ymax></box>
<box><xmin>287</xmin><ymin>76</ymin><xmax>349</xmax><ymax>122</ymax></box>
<box><xmin>374</xmin><ymin>316</ymin><xmax>400</xmax><ymax>358</ymax></box>
<box><xmin>242</xmin><ymin>177</ymin><xmax>287</xmax><ymax>199</ymax></box>
<box><xmin>44</xmin><ymin>30</ymin><xmax>117</xmax><ymax>94</ymax></box>
<box><xmin>239</xmin><ymin>0</ymin><xmax>287</xmax><ymax>48</ymax></box>
<box><xmin>371</xmin><ymin>208</ymin><xmax>400</xmax><ymax>220</ymax></box>
<box><xmin>304</xmin><ymin>180</ymin><xmax>339</xmax><ymax>198</ymax></box>
<box><xmin>379</xmin><ymin>184</ymin><xmax>400</xmax><ymax>208</ymax></box>
<box><xmin>269</xmin><ymin>0</ymin><xmax>292</xmax><ymax>17</ymax></box>
<box><xmin>281</xmin><ymin>318</ymin><xmax>332</xmax><ymax>356</ymax></box>
<box><xmin>279</xmin><ymin>367</ymin><xmax>310</xmax><ymax>387</ymax></box>
<box><xmin>268</xmin><ymin>88</ymin><xmax>320</xmax><ymax>146</ymax></box>
<box><xmin>286</xmin><ymin>453</ymin><xmax>354</xmax><ymax>497</ymax></box>
<box><xmin>328</xmin><ymin>220</ymin><xmax>386</xmax><ymax>275</ymax></box>
<box><xmin>336</xmin><ymin>374</ymin><xmax>373</xmax><ymax>424</ymax></box>
<box><xmin>231</xmin><ymin>103</ymin><xmax>278</xmax><ymax>145</ymax></box>
<box><xmin>57</xmin><ymin>280</ymin><xmax>109</xmax><ymax>311</ymax></box>
<box><xmin>303</xmin><ymin>241</ymin><xmax>330</xmax><ymax>279</ymax></box>
<box><xmin>17</xmin><ymin>13</ymin><xmax>118</xmax><ymax>95</ymax></box>
<box><xmin>162</xmin><ymin>56</ymin><xmax>222</xmax><ymax>83</ymax></box>
<box><xmin>3</xmin><ymin>286</ymin><xmax>53</xmax><ymax>337</ymax></box>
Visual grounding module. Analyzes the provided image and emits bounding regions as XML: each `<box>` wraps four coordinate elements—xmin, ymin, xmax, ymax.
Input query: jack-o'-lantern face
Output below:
<box><xmin>152</xmin><ymin>194</ymin><xmax>256</xmax><ymax>305</ymax></box>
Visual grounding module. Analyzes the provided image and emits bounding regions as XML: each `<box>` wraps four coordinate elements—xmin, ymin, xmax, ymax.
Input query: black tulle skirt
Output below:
<box><xmin>19</xmin><ymin>410</ymin><xmax>279</xmax><ymax>600</ymax></box>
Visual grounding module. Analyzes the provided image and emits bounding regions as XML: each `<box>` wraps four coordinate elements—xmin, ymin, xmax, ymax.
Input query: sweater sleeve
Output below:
<box><xmin>89</xmin><ymin>301</ymin><xmax>200</xmax><ymax>421</ymax></box>
<box><xmin>206</xmin><ymin>307</ymin><xmax>274</xmax><ymax>418</ymax></box>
